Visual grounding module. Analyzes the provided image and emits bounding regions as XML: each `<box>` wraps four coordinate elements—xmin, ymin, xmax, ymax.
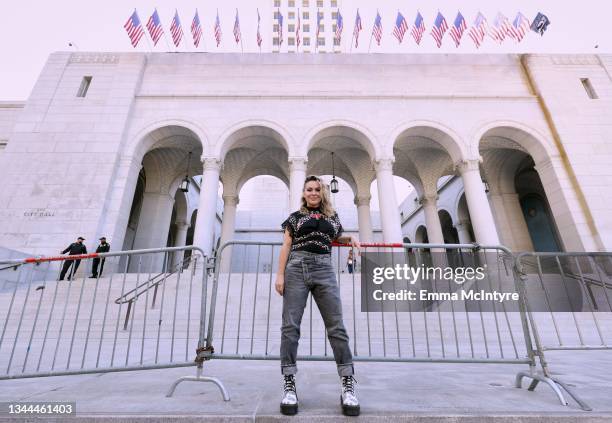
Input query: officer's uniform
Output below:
<box><xmin>91</xmin><ymin>238</ymin><xmax>110</xmax><ymax>278</ymax></box>
<box><xmin>59</xmin><ymin>240</ymin><xmax>88</xmax><ymax>280</ymax></box>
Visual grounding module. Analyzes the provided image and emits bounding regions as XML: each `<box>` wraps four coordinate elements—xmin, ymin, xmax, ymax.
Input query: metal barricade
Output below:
<box><xmin>169</xmin><ymin>240</ymin><xmax>562</xmax><ymax>405</ymax></box>
<box><xmin>0</xmin><ymin>245</ymin><xmax>226</xmax><ymax>398</ymax></box>
<box><xmin>515</xmin><ymin>251</ymin><xmax>612</xmax><ymax>411</ymax></box>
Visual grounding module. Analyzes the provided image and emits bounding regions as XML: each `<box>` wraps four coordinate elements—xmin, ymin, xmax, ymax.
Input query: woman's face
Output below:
<box><xmin>303</xmin><ymin>180</ymin><xmax>322</xmax><ymax>208</ymax></box>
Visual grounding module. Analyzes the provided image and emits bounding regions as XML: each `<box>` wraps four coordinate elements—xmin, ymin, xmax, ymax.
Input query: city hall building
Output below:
<box><xmin>0</xmin><ymin>52</ymin><xmax>611</xmax><ymax>261</ymax></box>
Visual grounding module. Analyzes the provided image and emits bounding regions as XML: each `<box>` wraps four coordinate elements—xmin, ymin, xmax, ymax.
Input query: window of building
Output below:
<box><xmin>273</xmin><ymin>24</ymin><xmax>279</xmax><ymax>32</ymax></box>
<box><xmin>332</xmin><ymin>24</ymin><xmax>337</xmax><ymax>33</ymax></box>
<box><xmin>274</xmin><ymin>0</ymin><xmax>281</xmax><ymax>6</ymax></box>
<box><xmin>302</xmin><ymin>0</ymin><xmax>309</xmax><ymax>6</ymax></box>
<box><xmin>317</xmin><ymin>37</ymin><xmax>325</xmax><ymax>46</ymax></box>
<box><xmin>288</xmin><ymin>12</ymin><xmax>295</xmax><ymax>19</ymax></box>
<box><xmin>274</xmin><ymin>11</ymin><xmax>280</xmax><ymax>19</ymax></box>
<box><xmin>288</xmin><ymin>24</ymin><xmax>295</xmax><ymax>32</ymax></box>
<box><xmin>304</xmin><ymin>37</ymin><xmax>310</xmax><ymax>46</ymax></box>
<box><xmin>333</xmin><ymin>37</ymin><xmax>340</xmax><ymax>46</ymax></box>
<box><xmin>76</xmin><ymin>76</ymin><xmax>92</xmax><ymax>98</ymax></box>
<box><xmin>288</xmin><ymin>37</ymin><xmax>295</xmax><ymax>45</ymax></box>
<box><xmin>581</xmin><ymin>78</ymin><xmax>599</xmax><ymax>99</ymax></box>
<box><xmin>303</xmin><ymin>11</ymin><xmax>309</xmax><ymax>19</ymax></box>
<box><xmin>318</xmin><ymin>24</ymin><xmax>324</xmax><ymax>32</ymax></box>
<box><xmin>317</xmin><ymin>0</ymin><xmax>323</xmax><ymax>7</ymax></box>
<box><xmin>332</xmin><ymin>12</ymin><xmax>338</xmax><ymax>20</ymax></box>
<box><xmin>288</xmin><ymin>0</ymin><xmax>295</xmax><ymax>6</ymax></box>
<box><xmin>318</xmin><ymin>11</ymin><xmax>324</xmax><ymax>20</ymax></box>
<box><xmin>331</xmin><ymin>0</ymin><xmax>337</xmax><ymax>6</ymax></box>
<box><xmin>303</xmin><ymin>24</ymin><xmax>310</xmax><ymax>32</ymax></box>
<box><xmin>273</xmin><ymin>37</ymin><xmax>279</xmax><ymax>46</ymax></box>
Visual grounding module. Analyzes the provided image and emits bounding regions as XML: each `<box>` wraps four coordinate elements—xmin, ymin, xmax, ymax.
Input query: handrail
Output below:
<box><xmin>114</xmin><ymin>257</ymin><xmax>191</xmax><ymax>305</ymax></box>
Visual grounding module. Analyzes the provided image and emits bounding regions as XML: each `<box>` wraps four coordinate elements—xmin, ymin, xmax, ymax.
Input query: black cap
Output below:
<box><xmin>99</xmin><ymin>237</ymin><xmax>106</xmax><ymax>240</ymax></box>
<box><xmin>77</xmin><ymin>236</ymin><xmax>85</xmax><ymax>240</ymax></box>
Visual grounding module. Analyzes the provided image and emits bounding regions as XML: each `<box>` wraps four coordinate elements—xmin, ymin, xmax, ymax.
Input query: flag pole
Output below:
<box><xmin>238</xmin><ymin>9</ymin><xmax>244</xmax><ymax>53</ymax></box>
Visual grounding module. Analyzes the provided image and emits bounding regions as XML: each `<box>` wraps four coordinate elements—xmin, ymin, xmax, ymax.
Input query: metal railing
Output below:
<box><xmin>514</xmin><ymin>251</ymin><xmax>612</xmax><ymax>410</ymax></box>
<box><xmin>0</xmin><ymin>245</ymin><xmax>226</xmax><ymax>399</ymax></box>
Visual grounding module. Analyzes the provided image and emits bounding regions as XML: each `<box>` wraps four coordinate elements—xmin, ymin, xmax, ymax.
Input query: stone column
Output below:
<box><xmin>421</xmin><ymin>195</ymin><xmax>445</xmax><ymax>245</ymax></box>
<box><xmin>173</xmin><ymin>221</ymin><xmax>190</xmax><ymax>268</ymax></box>
<box><xmin>219</xmin><ymin>195</ymin><xmax>239</xmax><ymax>272</ymax></box>
<box><xmin>488</xmin><ymin>191</ymin><xmax>534</xmax><ymax>251</ymax></box>
<box><xmin>132</xmin><ymin>192</ymin><xmax>175</xmax><ymax>272</ymax></box>
<box><xmin>454</xmin><ymin>220</ymin><xmax>473</xmax><ymax>244</ymax></box>
<box><xmin>289</xmin><ymin>158</ymin><xmax>307</xmax><ymax>212</ymax></box>
<box><xmin>375</xmin><ymin>159</ymin><xmax>402</xmax><ymax>243</ymax></box>
<box><xmin>354</xmin><ymin>195</ymin><xmax>373</xmax><ymax>242</ymax></box>
<box><xmin>194</xmin><ymin>157</ymin><xmax>222</xmax><ymax>257</ymax></box>
<box><xmin>457</xmin><ymin>159</ymin><xmax>500</xmax><ymax>245</ymax></box>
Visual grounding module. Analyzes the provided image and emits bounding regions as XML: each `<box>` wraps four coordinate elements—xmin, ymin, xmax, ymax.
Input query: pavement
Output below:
<box><xmin>1</xmin><ymin>350</ymin><xmax>612</xmax><ymax>422</ymax></box>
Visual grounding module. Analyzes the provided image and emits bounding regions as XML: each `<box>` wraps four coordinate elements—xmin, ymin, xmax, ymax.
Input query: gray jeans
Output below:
<box><xmin>280</xmin><ymin>250</ymin><xmax>354</xmax><ymax>376</ymax></box>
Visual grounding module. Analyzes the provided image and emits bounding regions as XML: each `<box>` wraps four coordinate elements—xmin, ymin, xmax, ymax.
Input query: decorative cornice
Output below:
<box><xmin>374</xmin><ymin>158</ymin><xmax>394</xmax><ymax>172</ymax></box>
<box><xmin>202</xmin><ymin>157</ymin><xmax>222</xmax><ymax>171</ymax></box>
<box><xmin>288</xmin><ymin>157</ymin><xmax>308</xmax><ymax>172</ymax></box>
<box><xmin>454</xmin><ymin>158</ymin><xmax>481</xmax><ymax>174</ymax></box>
<box><xmin>354</xmin><ymin>196</ymin><xmax>371</xmax><ymax>207</ymax></box>
<box><xmin>69</xmin><ymin>53</ymin><xmax>120</xmax><ymax>64</ymax></box>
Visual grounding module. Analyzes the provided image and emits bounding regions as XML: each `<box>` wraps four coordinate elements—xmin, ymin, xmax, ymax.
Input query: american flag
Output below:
<box><xmin>392</xmin><ymin>12</ymin><xmax>408</xmax><ymax>43</ymax></box>
<box><xmin>233</xmin><ymin>9</ymin><xmax>241</xmax><ymax>44</ymax></box>
<box><xmin>468</xmin><ymin>12</ymin><xmax>487</xmax><ymax>48</ymax></box>
<box><xmin>508</xmin><ymin>12</ymin><xmax>530</xmax><ymax>42</ymax></box>
<box><xmin>430</xmin><ymin>12</ymin><xmax>448</xmax><ymax>48</ymax></box>
<box><xmin>124</xmin><ymin>10</ymin><xmax>144</xmax><ymax>48</ymax></box>
<box><xmin>335</xmin><ymin>10</ymin><xmax>343</xmax><ymax>44</ymax></box>
<box><xmin>411</xmin><ymin>12</ymin><xmax>425</xmax><ymax>45</ymax></box>
<box><xmin>296</xmin><ymin>8</ymin><xmax>301</xmax><ymax>48</ymax></box>
<box><xmin>372</xmin><ymin>11</ymin><xmax>382</xmax><ymax>45</ymax></box>
<box><xmin>191</xmin><ymin>10</ymin><xmax>202</xmax><ymax>47</ymax></box>
<box><xmin>353</xmin><ymin>9</ymin><xmax>362</xmax><ymax>48</ymax></box>
<box><xmin>316</xmin><ymin>8</ymin><xmax>322</xmax><ymax>40</ymax></box>
<box><xmin>278</xmin><ymin>9</ymin><xmax>284</xmax><ymax>46</ymax></box>
<box><xmin>256</xmin><ymin>9</ymin><xmax>262</xmax><ymax>47</ymax></box>
<box><xmin>214</xmin><ymin>10</ymin><xmax>222</xmax><ymax>47</ymax></box>
<box><xmin>146</xmin><ymin>9</ymin><xmax>164</xmax><ymax>46</ymax></box>
<box><xmin>488</xmin><ymin>13</ymin><xmax>510</xmax><ymax>43</ymax></box>
<box><xmin>449</xmin><ymin>12</ymin><xmax>467</xmax><ymax>47</ymax></box>
<box><xmin>170</xmin><ymin>10</ymin><xmax>183</xmax><ymax>47</ymax></box>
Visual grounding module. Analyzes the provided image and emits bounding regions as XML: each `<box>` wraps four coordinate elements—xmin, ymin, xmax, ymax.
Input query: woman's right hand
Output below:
<box><xmin>275</xmin><ymin>274</ymin><xmax>285</xmax><ymax>296</ymax></box>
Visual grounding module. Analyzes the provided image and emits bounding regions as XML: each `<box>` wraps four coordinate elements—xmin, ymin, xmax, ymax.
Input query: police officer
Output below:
<box><xmin>90</xmin><ymin>237</ymin><xmax>110</xmax><ymax>278</ymax></box>
<box><xmin>59</xmin><ymin>236</ymin><xmax>88</xmax><ymax>281</ymax></box>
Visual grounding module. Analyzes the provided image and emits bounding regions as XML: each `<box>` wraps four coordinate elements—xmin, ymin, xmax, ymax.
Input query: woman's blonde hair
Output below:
<box><xmin>300</xmin><ymin>175</ymin><xmax>335</xmax><ymax>216</ymax></box>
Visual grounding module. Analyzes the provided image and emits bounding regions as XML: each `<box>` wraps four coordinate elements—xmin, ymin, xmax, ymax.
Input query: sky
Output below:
<box><xmin>0</xmin><ymin>0</ymin><xmax>611</xmax><ymax>101</ymax></box>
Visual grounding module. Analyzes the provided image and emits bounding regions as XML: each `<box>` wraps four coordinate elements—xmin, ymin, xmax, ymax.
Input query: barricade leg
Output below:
<box><xmin>166</xmin><ymin>363</ymin><xmax>230</xmax><ymax>400</ymax></box>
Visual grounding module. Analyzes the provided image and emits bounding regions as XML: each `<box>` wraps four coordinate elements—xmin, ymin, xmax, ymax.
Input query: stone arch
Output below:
<box><xmin>474</xmin><ymin>121</ymin><xmax>555</xmax><ymax>166</ymax></box>
<box><xmin>127</xmin><ymin>119</ymin><xmax>210</xmax><ymax>163</ymax></box>
<box><xmin>389</xmin><ymin>120</ymin><xmax>468</xmax><ymax>164</ymax></box>
<box><xmin>236</xmin><ymin>168</ymin><xmax>290</xmax><ymax>196</ymax></box>
<box><xmin>304</xmin><ymin>120</ymin><xmax>379</xmax><ymax>159</ymax></box>
<box><xmin>216</xmin><ymin>120</ymin><xmax>293</xmax><ymax>160</ymax></box>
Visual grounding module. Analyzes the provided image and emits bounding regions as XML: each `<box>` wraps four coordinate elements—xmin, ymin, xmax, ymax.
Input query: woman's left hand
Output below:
<box><xmin>349</xmin><ymin>236</ymin><xmax>361</xmax><ymax>255</ymax></box>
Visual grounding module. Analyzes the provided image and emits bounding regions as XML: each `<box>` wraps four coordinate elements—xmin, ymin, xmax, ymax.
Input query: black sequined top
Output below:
<box><xmin>281</xmin><ymin>207</ymin><xmax>344</xmax><ymax>254</ymax></box>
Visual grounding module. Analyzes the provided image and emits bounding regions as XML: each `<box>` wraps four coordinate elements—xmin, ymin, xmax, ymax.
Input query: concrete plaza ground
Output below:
<box><xmin>1</xmin><ymin>349</ymin><xmax>612</xmax><ymax>422</ymax></box>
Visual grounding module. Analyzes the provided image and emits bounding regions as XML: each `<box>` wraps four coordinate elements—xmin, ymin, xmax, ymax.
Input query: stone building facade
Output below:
<box><xmin>0</xmin><ymin>52</ymin><xmax>611</xmax><ymax>260</ymax></box>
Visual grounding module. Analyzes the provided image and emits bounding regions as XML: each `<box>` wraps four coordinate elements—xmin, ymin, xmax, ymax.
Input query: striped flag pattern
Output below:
<box><xmin>430</xmin><ymin>12</ymin><xmax>448</xmax><ymax>48</ymax></box>
<box><xmin>191</xmin><ymin>10</ymin><xmax>202</xmax><ymax>47</ymax></box>
<box><xmin>372</xmin><ymin>11</ymin><xmax>383</xmax><ymax>45</ymax></box>
<box><xmin>411</xmin><ymin>12</ymin><xmax>425</xmax><ymax>45</ymax></box>
<box><xmin>146</xmin><ymin>9</ymin><xmax>164</xmax><ymax>46</ymax></box>
<box><xmin>170</xmin><ymin>10</ymin><xmax>183</xmax><ymax>47</ymax></box>
<box><xmin>508</xmin><ymin>12</ymin><xmax>530</xmax><ymax>42</ymax></box>
<box><xmin>468</xmin><ymin>12</ymin><xmax>487</xmax><ymax>48</ymax></box>
<box><xmin>449</xmin><ymin>12</ymin><xmax>467</xmax><ymax>47</ymax></box>
<box><xmin>488</xmin><ymin>13</ymin><xmax>510</xmax><ymax>43</ymax></box>
<box><xmin>257</xmin><ymin>9</ymin><xmax>263</xmax><ymax>47</ymax></box>
<box><xmin>233</xmin><ymin>9</ymin><xmax>241</xmax><ymax>43</ymax></box>
<box><xmin>296</xmin><ymin>9</ymin><xmax>301</xmax><ymax>48</ymax></box>
<box><xmin>392</xmin><ymin>12</ymin><xmax>408</xmax><ymax>43</ymax></box>
<box><xmin>124</xmin><ymin>10</ymin><xmax>144</xmax><ymax>47</ymax></box>
<box><xmin>335</xmin><ymin>9</ymin><xmax>343</xmax><ymax>43</ymax></box>
<box><xmin>353</xmin><ymin>9</ymin><xmax>362</xmax><ymax>47</ymax></box>
<box><xmin>278</xmin><ymin>9</ymin><xmax>284</xmax><ymax>46</ymax></box>
<box><xmin>214</xmin><ymin>10</ymin><xmax>222</xmax><ymax>46</ymax></box>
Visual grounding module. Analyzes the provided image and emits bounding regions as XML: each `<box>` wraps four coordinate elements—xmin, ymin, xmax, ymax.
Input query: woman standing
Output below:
<box><xmin>275</xmin><ymin>175</ymin><xmax>360</xmax><ymax>416</ymax></box>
